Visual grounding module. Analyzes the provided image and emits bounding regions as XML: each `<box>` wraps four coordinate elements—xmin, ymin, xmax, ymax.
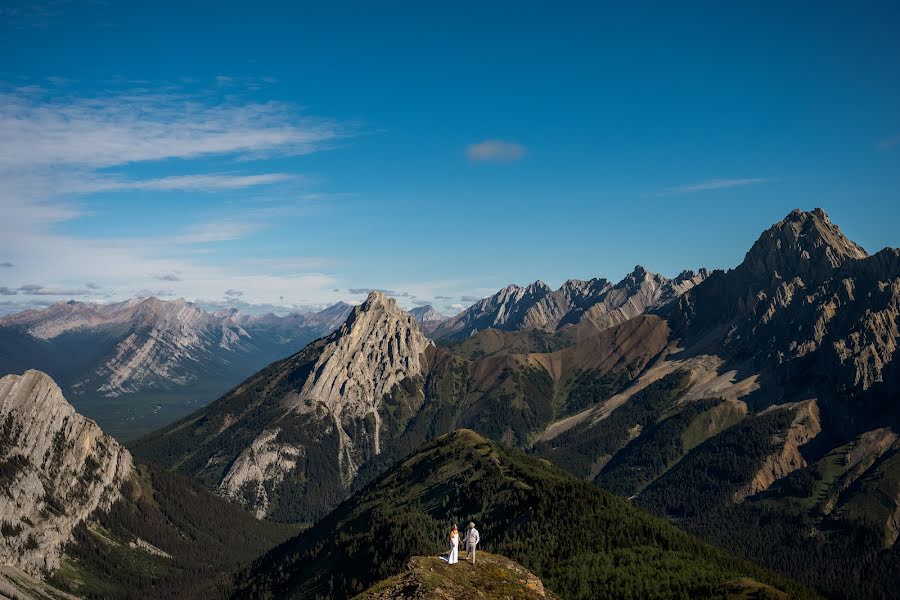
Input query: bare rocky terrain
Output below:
<box><xmin>0</xmin><ymin>370</ymin><xmax>132</xmax><ymax>575</ymax></box>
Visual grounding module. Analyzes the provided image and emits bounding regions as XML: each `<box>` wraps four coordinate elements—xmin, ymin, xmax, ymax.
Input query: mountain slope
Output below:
<box><xmin>0</xmin><ymin>369</ymin><xmax>293</xmax><ymax>599</ymax></box>
<box><xmin>232</xmin><ymin>430</ymin><xmax>807</xmax><ymax>600</ymax></box>
<box><xmin>133</xmin><ymin>292</ymin><xmax>445</xmax><ymax>521</ymax></box>
<box><xmin>0</xmin><ymin>370</ymin><xmax>132</xmax><ymax>575</ymax></box>
<box><xmin>0</xmin><ymin>298</ymin><xmax>352</xmax><ymax>440</ymax></box>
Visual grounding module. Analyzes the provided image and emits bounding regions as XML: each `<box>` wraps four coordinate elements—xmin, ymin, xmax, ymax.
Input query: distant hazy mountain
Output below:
<box><xmin>0</xmin><ymin>298</ymin><xmax>352</xmax><ymax>439</ymax></box>
<box><xmin>408</xmin><ymin>303</ymin><xmax>447</xmax><ymax>334</ymax></box>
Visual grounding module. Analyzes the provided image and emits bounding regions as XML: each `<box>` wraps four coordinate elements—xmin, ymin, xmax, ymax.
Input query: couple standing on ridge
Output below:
<box><xmin>447</xmin><ymin>522</ymin><xmax>480</xmax><ymax>565</ymax></box>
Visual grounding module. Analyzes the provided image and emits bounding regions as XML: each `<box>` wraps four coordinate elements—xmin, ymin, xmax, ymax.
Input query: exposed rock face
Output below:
<box><xmin>734</xmin><ymin>399</ymin><xmax>821</xmax><ymax>501</ymax></box>
<box><xmin>570</xmin><ymin>267</ymin><xmax>707</xmax><ymax>335</ymax></box>
<box><xmin>293</xmin><ymin>293</ymin><xmax>432</xmax><ymax>483</ymax></box>
<box><xmin>740</xmin><ymin>207</ymin><xmax>867</xmax><ymax>285</ymax></box>
<box><xmin>519</xmin><ymin>277</ymin><xmax>612</xmax><ymax>331</ymax></box>
<box><xmin>0</xmin><ymin>370</ymin><xmax>132</xmax><ymax>575</ymax></box>
<box><xmin>219</xmin><ymin>429</ymin><xmax>303</xmax><ymax>519</ymax></box>
<box><xmin>434</xmin><ymin>280</ymin><xmax>553</xmax><ymax>339</ymax></box>
<box><xmin>433</xmin><ymin>267</ymin><xmax>706</xmax><ymax>341</ymax></box>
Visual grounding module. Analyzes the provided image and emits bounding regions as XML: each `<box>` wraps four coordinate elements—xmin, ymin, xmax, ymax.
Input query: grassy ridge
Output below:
<box><xmin>234</xmin><ymin>430</ymin><xmax>813</xmax><ymax>600</ymax></box>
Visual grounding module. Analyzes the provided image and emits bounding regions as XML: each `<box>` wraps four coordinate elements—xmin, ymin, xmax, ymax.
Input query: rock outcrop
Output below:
<box><xmin>0</xmin><ymin>370</ymin><xmax>132</xmax><ymax>575</ymax></box>
<box><xmin>734</xmin><ymin>399</ymin><xmax>821</xmax><ymax>501</ymax></box>
<box><xmin>354</xmin><ymin>553</ymin><xmax>560</xmax><ymax>600</ymax></box>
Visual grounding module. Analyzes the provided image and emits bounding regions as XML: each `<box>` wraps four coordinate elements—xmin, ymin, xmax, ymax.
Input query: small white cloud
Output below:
<box><xmin>465</xmin><ymin>139</ymin><xmax>526</xmax><ymax>162</ymax></box>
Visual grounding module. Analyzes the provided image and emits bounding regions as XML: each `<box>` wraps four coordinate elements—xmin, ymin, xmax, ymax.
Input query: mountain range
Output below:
<box><xmin>1</xmin><ymin>207</ymin><xmax>898</xmax><ymax>599</ymax></box>
<box><xmin>132</xmin><ymin>208</ymin><xmax>900</xmax><ymax>598</ymax></box>
<box><xmin>0</xmin><ymin>298</ymin><xmax>352</xmax><ymax>439</ymax></box>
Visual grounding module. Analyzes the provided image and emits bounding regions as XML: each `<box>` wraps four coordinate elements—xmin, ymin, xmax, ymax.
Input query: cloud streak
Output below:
<box><xmin>660</xmin><ymin>177</ymin><xmax>772</xmax><ymax>195</ymax></box>
<box><xmin>83</xmin><ymin>173</ymin><xmax>297</xmax><ymax>193</ymax></box>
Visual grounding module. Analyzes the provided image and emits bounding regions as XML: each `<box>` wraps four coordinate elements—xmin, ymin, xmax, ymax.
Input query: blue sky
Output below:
<box><xmin>1</xmin><ymin>1</ymin><xmax>899</xmax><ymax>315</ymax></box>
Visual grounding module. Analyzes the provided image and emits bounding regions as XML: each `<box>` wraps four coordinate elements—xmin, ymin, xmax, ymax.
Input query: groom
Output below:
<box><xmin>465</xmin><ymin>521</ymin><xmax>480</xmax><ymax>565</ymax></box>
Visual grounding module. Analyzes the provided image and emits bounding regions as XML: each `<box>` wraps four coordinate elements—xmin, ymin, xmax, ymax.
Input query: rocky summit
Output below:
<box><xmin>353</xmin><ymin>553</ymin><xmax>560</xmax><ymax>600</ymax></box>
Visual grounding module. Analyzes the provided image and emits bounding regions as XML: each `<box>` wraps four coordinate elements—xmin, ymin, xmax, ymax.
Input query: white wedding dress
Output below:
<box><xmin>448</xmin><ymin>532</ymin><xmax>459</xmax><ymax>564</ymax></box>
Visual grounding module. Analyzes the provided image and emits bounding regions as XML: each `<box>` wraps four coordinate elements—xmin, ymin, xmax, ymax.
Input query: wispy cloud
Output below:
<box><xmin>466</xmin><ymin>139</ymin><xmax>527</xmax><ymax>162</ymax></box>
<box><xmin>0</xmin><ymin>261</ymin><xmax>13</xmax><ymax>267</ymax></box>
<box><xmin>659</xmin><ymin>177</ymin><xmax>772</xmax><ymax>196</ymax></box>
<box><xmin>82</xmin><ymin>173</ymin><xmax>297</xmax><ymax>193</ymax></box>
<box><xmin>151</xmin><ymin>273</ymin><xmax>181</xmax><ymax>282</ymax></box>
<box><xmin>0</xmin><ymin>88</ymin><xmax>344</xmax><ymax>170</ymax></box>
<box><xmin>165</xmin><ymin>221</ymin><xmax>265</xmax><ymax>245</ymax></box>
<box><xmin>460</xmin><ymin>295</ymin><xmax>482</xmax><ymax>302</ymax></box>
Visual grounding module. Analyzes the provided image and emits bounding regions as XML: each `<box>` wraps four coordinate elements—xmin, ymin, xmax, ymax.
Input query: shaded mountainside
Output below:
<box><xmin>0</xmin><ymin>298</ymin><xmax>352</xmax><ymax>440</ymax></box>
<box><xmin>532</xmin><ymin>208</ymin><xmax>900</xmax><ymax>599</ymax></box>
<box><xmin>353</xmin><ymin>553</ymin><xmax>560</xmax><ymax>600</ymax></box>
<box><xmin>49</xmin><ymin>464</ymin><xmax>295</xmax><ymax>600</ymax></box>
<box><xmin>232</xmin><ymin>430</ymin><xmax>807</xmax><ymax>600</ymax></box>
<box><xmin>0</xmin><ymin>370</ymin><xmax>294</xmax><ymax>599</ymax></box>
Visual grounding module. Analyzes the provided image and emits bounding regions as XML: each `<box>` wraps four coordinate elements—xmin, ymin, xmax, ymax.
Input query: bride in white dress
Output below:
<box><xmin>448</xmin><ymin>525</ymin><xmax>460</xmax><ymax>564</ymax></box>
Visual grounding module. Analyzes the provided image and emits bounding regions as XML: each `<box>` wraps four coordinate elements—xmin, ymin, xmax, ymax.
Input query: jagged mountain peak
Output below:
<box><xmin>619</xmin><ymin>265</ymin><xmax>662</xmax><ymax>288</ymax></box>
<box><xmin>739</xmin><ymin>208</ymin><xmax>867</xmax><ymax>283</ymax></box>
<box><xmin>339</xmin><ymin>290</ymin><xmax>415</xmax><ymax>331</ymax></box>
